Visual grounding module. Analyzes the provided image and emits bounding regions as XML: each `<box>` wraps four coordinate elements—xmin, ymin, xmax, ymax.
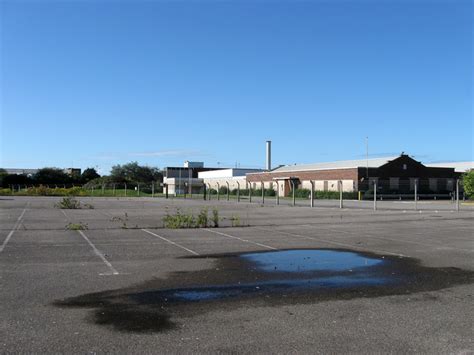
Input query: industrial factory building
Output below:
<box><xmin>163</xmin><ymin>161</ymin><xmax>261</xmax><ymax>194</ymax></box>
<box><xmin>246</xmin><ymin>154</ymin><xmax>461</xmax><ymax>197</ymax></box>
<box><xmin>162</xmin><ymin>141</ymin><xmax>465</xmax><ymax>198</ymax></box>
<box><xmin>198</xmin><ymin>168</ymin><xmax>263</xmax><ymax>190</ymax></box>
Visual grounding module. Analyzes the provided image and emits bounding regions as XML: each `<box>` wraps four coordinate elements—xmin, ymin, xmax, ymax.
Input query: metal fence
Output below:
<box><xmin>2</xmin><ymin>178</ymin><xmax>469</xmax><ymax>212</ymax></box>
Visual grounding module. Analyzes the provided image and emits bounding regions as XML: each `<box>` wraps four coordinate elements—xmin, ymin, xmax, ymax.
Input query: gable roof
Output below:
<box><xmin>267</xmin><ymin>156</ymin><xmax>399</xmax><ymax>174</ymax></box>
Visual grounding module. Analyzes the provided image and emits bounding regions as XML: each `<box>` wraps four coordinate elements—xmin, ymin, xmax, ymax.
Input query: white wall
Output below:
<box><xmin>198</xmin><ymin>169</ymin><xmax>262</xmax><ymax>179</ymax></box>
<box><xmin>202</xmin><ymin>176</ymin><xmax>247</xmax><ymax>190</ymax></box>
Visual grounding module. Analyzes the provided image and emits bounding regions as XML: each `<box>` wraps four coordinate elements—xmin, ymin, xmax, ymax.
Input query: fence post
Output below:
<box><xmin>249</xmin><ymin>183</ymin><xmax>252</xmax><ymax>203</ymax></box>
<box><xmin>291</xmin><ymin>180</ymin><xmax>295</xmax><ymax>206</ymax></box>
<box><xmin>226</xmin><ymin>181</ymin><xmax>230</xmax><ymax>201</ymax></box>
<box><xmin>207</xmin><ymin>183</ymin><xmax>211</xmax><ymax>200</ymax></box>
<box><xmin>261</xmin><ymin>181</ymin><xmax>265</xmax><ymax>204</ymax></box>
<box><xmin>102</xmin><ymin>184</ymin><xmax>105</xmax><ymax>196</ymax></box>
<box><xmin>152</xmin><ymin>181</ymin><xmax>155</xmax><ymax>198</ymax></box>
<box><xmin>276</xmin><ymin>182</ymin><xmax>280</xmax><ymax>205</ymax></box>
<box><xmin>310</xmin><ymin>180</ymin><xmax>314</xmax><ymax>208</ymax></box>
<box><xmin>165</xmin><ymin>184</ymin><xmax>169</xmax><ymax>199</ymax></box>
<box><xmin>216</xmin><ymin>182</ymin><xmax>220</xmax><ymax>201</ymax></box>
<box><xmin>339</xmin><ymin>180</ymin><xmax>343</xmax><ymax>209</ymax></box>
<box><xmin>414</xmin><ymin>179</ymin><xmax>418</xmax><ymax>211</ymax></box>
<box><xmin>237</xmin><ymin>181</ymin><xmax>240</xmax><ymax>202</ymax></box>
<box><xmin>203</xmin><ymin>184</ymin><xmax>206</xmax><ymax>200</ymax></box>
<box><xmin>456</xmin><ymin>179</ymin><xmax>460</xmax><ymax>212</ymax></box>
<box><xmin>125</xmin><ymin>183</ymin><xmax>127</xmax><ymax>197</ymax></box>
<box><xmin>373</xmin><ymin>181</ymin><xmax>377</xmax><ymax>211</ymax></box>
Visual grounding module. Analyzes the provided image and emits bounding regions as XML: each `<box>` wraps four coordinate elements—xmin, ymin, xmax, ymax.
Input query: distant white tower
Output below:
<box><xmin>266</xmin><ymin>140</ymin><xmax>272</xmax><ymax>171</ymax></box>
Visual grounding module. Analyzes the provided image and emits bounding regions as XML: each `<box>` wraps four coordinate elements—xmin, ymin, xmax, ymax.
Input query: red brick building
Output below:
<box><xmin>246</xmin><ymin>155</ymin><xmax>460</xmax><ymax>197</ymax></box>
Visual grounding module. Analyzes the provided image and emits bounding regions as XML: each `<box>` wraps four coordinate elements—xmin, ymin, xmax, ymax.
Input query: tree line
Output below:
<box><xmin>0</xmin><ymin>162</ymin><xmax>163</xmax><ymax>188</ymax></box>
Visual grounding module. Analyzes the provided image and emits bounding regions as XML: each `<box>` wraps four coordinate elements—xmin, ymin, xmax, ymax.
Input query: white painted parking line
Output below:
<box><xmin>254</xmin><ymin>226</ymin><xmax>406</xmax><ymax>257</ymax></box>
<box><xmin>204</xmin><ymin>228</ymin><xmax>277</xmax><ymax>250</ymax></box>
<box><xmin>61</xmin><ymin>209</ymin><xmax>120</xmax><ymax>275</ymax></box>
<box><xmin>141</xmin><ymin>229</ymin><xmax>200</xmax><ymax>256</ymax></box>
<box><xmin>0</xmin><ymin>204</ymin><xmax>28</xmax><ymax>254</ymax></box>
<box><xmin>77</xmin><ymin>230</ymin><xmax>120</xmax><ymax>275</ymax></box>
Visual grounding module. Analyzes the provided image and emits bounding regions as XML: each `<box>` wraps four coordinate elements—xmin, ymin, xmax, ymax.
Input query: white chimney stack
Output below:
<box><xmin>266</xmin><ymin>140</ymin><xmax>272</xmax><ymax>171</ymax></box>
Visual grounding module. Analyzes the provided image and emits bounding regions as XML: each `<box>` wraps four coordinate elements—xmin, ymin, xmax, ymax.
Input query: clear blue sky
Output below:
<box><xmin>1</xmin><ymin>0</ymin><xmax>472</xmax><ymax>174</ymax></box>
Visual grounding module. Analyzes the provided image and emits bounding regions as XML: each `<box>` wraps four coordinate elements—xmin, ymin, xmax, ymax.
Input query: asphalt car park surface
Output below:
<box><xmin>1</xmin><ymin>196</ymin><xmax>473</xmax><ymax>353</ymax></box>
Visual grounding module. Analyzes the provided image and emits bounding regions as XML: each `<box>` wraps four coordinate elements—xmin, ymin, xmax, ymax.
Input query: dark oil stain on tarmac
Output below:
<box><xmin>53</xmin><ymin>248</ymin><xmax>474</xmax><ymax>333</ymax></box>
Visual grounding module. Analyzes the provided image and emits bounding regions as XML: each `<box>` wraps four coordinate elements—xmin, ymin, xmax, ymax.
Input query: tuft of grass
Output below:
<box><xmin>55</xmin><ymin>197</ymin><xmax>82</xmax><ymax>209</ymax></box>
<box><xmin>163</xmin><ymin>207</ymin><xmax>218</xmax><ymax>229</ymax></box>
<box><xmin>163</xmin><ymin>208</ymin><xmax>195</xmax><ymax>228</ymax></box>
<box><xmin>196</xmin><ymin>208</ymin><xmax>208</xmax><ymax>228</ymax></box>
<box><xmin>211</xmin><ymin>208</ymin><xmax>219</xmax><ymax>228</ymax></box>
<box><xmin>230</xmin><ymin>215</ymin><xmax>241</xmax><ymax>227</ymax></box>
<box><xmin>66</xmin><ymin>222</ymin><xmax>88</xmax><ymax>230</ymax></box>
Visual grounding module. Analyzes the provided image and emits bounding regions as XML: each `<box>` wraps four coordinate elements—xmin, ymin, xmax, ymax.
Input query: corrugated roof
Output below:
<box><xmin>426</xmin><ymin>162</ymin><xmax>474</xmax><ymax>173</ymax></box>
<box><xmin>267</xmin><ymin>156</ymin><xmax>399</xmax><ymax>174</ymax></box>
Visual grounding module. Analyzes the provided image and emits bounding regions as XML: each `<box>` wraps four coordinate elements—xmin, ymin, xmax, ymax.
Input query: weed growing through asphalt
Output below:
<box><xmin>162</xmin><ymin>207</ymin><xmax>241</xmax><ymax>229</ymax></box>
<box><xmin>55</xmin><ymin>197</ymin><xmax>81</xmax><ymax>209</ymax></box>
<box><xmin>196</xmin><ymin>208</ymin><xmax>208</xmax><ymax>228</ymax></box>
<box><xmin>230</xmin><ymin>215</ymin><xmax>241</xmax><ymax>227</ymax></box>
<box><xmin>163</xmin><ymin>208</ymin><xmax>195</xmax><ymax>228</ymax></box>
<box><xmin>212</xmin><ymin>208</ymin><xmax>219</xmax><ymax>228</ymax></box>
<box><xmin>66</xmin><ymin>222</ymin><xmax>88</xmax><ymax>230</ymax></box>
<box><xmin>55</xmin><ymin>197</ymin><xmax>94</xmax><ymax>210</ymax></box>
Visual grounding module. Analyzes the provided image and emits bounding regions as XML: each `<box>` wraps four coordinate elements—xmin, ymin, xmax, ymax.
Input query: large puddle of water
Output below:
<box><xmin>142</xmin><ymin>250</ymin><xmax>388</xmax><ymax>303</ymax></box>
<box><xmin>242</xmin><ymin>249</ymin><xmax>383</xmax><ymax>272</ymax></box>
<box><xmin>54</xmin><ymin>248</ymin><xmax>474</xmax><ymax>333</ymax></box>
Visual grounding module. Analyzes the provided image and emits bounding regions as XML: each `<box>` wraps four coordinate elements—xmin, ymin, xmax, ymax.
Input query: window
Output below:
<box><xmin>389</xmin><ymin>177</ymin><xmax>399</xmax><ymax>190</ymax></box>
<box><xmin>402</xmin><ymin>164</ymin><xmax>407</xmax><ymax>170</ymax></box>
<box><xmin>429</xmin><ymin>178</ymin><xmax>438</xmax><ymax>192</ymax></box>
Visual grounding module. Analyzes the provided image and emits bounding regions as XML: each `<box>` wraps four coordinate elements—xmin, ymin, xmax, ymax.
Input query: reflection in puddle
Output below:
<box><xmin>155</xmin><ymin>276</ymin><xmax>389</xmax><ymax>302</ymax></box>
<box><xmin>138</xmin><ymin>250</ymin><xmax>389</xmax><ymax>303</ymax></box>
<box><xmin>54</xmin><ymin>248</ymin><xmax>474</xmax><ymax>333</ymax></box>
<box><xmin>241</xmin><ymin>249</ymin><xmax>383</xmax><ymax>272</ymax></box>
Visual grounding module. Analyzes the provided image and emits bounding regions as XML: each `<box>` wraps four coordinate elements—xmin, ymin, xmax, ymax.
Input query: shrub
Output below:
<box><xmin>218</xmin><ymin>186</ymin><xmax>228</xmax><ymax>194</ymax></box>
<box><xmin>162</xmin><ymin>207</ymin><xmax>220</xmax><ymax>229</ymax></box>
<box><xmin>230</xmin><ymin>215</ymin><xmax>241</xmax><ymax>227</ymax></box>
<box><xmin>66</xmin><ymin>187</ymin><xmax>88</xmax><ymax>196</ymax></box>
<box><xmin>55</xmin><ymin>197</ymin><xmax>82</xmax><ymax>209</ymax></box>
<box><xmin>66</xmin><ymin>222</ymin><xmax>88</xmax><ymax>230</ymax></box>
<box><xmin>212</xmin><ymin>208</ymin><xmax>219</xmax><ymax>227</ymax></box>
<box><xmin>0</xmin><ymin>188</ymin><xmax>12</xmax><ymax>195</ymax></box>
<box><xmin>294</xmin><ymin>188</ymin><xmax>311</xmax><ymax>198</ymax></box>
<box><xmin>196</xmin><ymin>208</ymin><xmax>209</xmax><ymax>227</ymax></box>
<box><xmin>163</xmin><ymin>208</ymin><xmax>195</xmax><ymax>228</ymax></box>
<box><xmin>463</xmin><ymin>171</ymin><xmax>474</xmax><ymax>199</ymax></box>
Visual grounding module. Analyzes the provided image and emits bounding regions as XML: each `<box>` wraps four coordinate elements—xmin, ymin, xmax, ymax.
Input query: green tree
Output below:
<box><xmin>463</xmin><ymin>170</ymin><xmax>474</xmax><ymax>198</ymax></box>
<box><xmin>81</xmin><ymin>168</ymin><xmax>100</xmax><ymax>183</ymax></box>
<box><xmin>1</xmin><ymin>173</ymin><xmax>32</xmax><ymax>187</ymax></box>
<box><xmin>33</xmin><ymin>168</ymin><xmax>71</xmax><ymax>185</ymax></box>
<box><xmin>110</xmin><ymin>162</ymin><xmax>162</xmax><ymax>182</ymax></box>
<box><xmin>0</xmin><ymin>169</ymin><xmax>7</xmax><ymax>187</ymax></box>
